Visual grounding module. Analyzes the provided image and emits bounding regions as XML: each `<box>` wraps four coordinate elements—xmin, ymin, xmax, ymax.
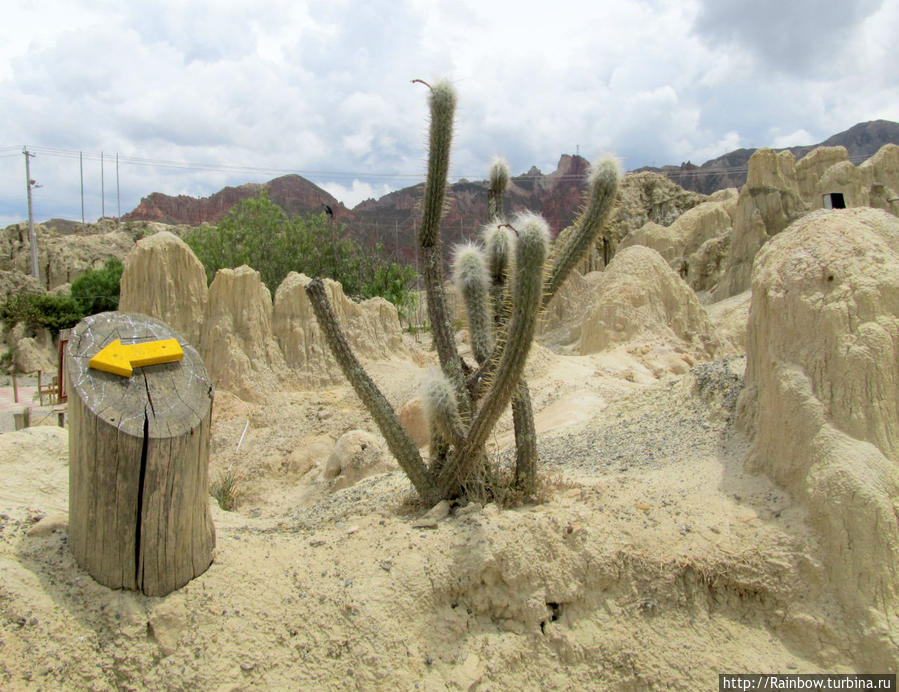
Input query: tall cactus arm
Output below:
<box><xmin>305</xmin><ymin>278</ymin><xmax>438</xmax><ymax>503</ymax></box>
<box><xmin>511</xmin><ymin>382</ymin><xmax>537</xmax><ymax>491</ymax></box>
<box><xmin>438</xmin><ymin>213</ymin><xmax>550</xmax><ymax>496</ymax></box>
<box><xmin>416</xmin><ymin>79</ymin><xmax>456</xmax><ymax>249</ymax></box>
<box><xmin>487</xmin><ymin>156</ymin><xmax>510</xmax><ymax>221</ymax></box>
<box><xmin>543</xmin><ymin>155</ymin><xmax>620</xmax><ymax>304</ymax></box>
<box><xmin>452</xmin><ymin>243</ymin><xmax>494</xmax><ymax>366</ymax></box>
<box><xmin>483</xmin><ymin>222</ymin><xmax>513</xmax><ymax>313</ymax></box>
<box><xmin>414</xmin><ymin>79</ymin><xmax>471</xmax><ymax>417</ymax></box>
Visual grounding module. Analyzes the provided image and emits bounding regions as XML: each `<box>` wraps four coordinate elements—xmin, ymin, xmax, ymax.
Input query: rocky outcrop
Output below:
<box><xmin>713</xmin><ymin>149</ymin><xmax>809</xmax><ymax>300</ymax></box>
<box><xmin>118</xmin><ymin>232</ymin><xmax>208</xmax><ymax>345</ymax></box>
<box><xmin>578</xmin><ymin>246</ymin><xmax>720</xmax><ymax>360</ymax></box>
<box><xmin>862</xmin><ymin>143</ymin><xmax>899</xmax><ymax>203</ymax></box>
<box><xmin>272</xmin><ymin>272</ymin><xmax>406</xmax><ymax>388</ymax></box>
<box><xmin>795</xmin><ymin>146</ymin><xmax>850</xmax><ymax>204</ymax></box>
<box><xmin>737</xmin><ymin>208</ymin><xmax>899</xmax><ymax>668</ymax></box>
<box><xmin>618</xmin><ymin>188</ymin><xmax>737</xmax><ymax>292</ymax></box>
<box><xmin>0</xmin><ymin>270</ymin><xmax>42</xmax><ymax>304</ymax></box>
<box><xmin>638</xmin><ymin>119</ymin><xmax>899</xmax><ymax>195</ymax></box>
<box><xmin>116</xmin><ymin>232</ymin><xmax>410</xmax><ymax>398</ymax></box>
<box><xmin>606</xmin><ymin>172</ymin><xmax>707</xmax><ymax>252</ymax></box>
<box><xmin>0</xmin><ymin>222</ymin><xmax>135</xmax><ymax>291</ymax></box>
<box><xmin>199</xmin><ymin>266</ymin><xmax>287</xmax><ymax>400</ymax></box>
<box><xmin>715</xmin><ymin>144</ymin><xmax>899</xmax><ymax>300</ymax></box>
<box><xmin>323</xmin><ymin>429</ymin><xmax>394</xmax><ymax>491</ymax></box>
<box><xmin>12</xmin><ymin>333</ymin><xmax>56</xmax><ymax>374</ymax></box>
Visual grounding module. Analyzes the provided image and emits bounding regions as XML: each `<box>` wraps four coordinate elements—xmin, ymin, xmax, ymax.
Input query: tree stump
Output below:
<box><xmin>66</xmin><ymin>312</ymin><xmax>215</xmax><ymax>597</ymax></box>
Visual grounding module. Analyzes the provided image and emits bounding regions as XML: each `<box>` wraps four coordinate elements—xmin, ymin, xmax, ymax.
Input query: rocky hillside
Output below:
<box><xmin>124</xmin><ymin>175</ymin><xmax>353</xmax><ymax>226</ymax></box>
<box><xmin>638</xmin><ymin>120</ymin><xmax>899</xmax><ymax>194</ymax></box>
<box><xmin>124</xmin><ymin>155</ymin><xmax>595</xmax><ymax>256</ymax></box>
<box><xmin>124</xmin><ymin>155</ymin><xmax>702</xmax><ymax>263</ymax></box>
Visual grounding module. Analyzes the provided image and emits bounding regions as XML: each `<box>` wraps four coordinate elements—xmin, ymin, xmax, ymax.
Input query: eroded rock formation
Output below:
<box><xmin>578</xmin><ymin>245</ymin><xmax>721</xmax><ymax>360</ymax></box>
<box><xmin>118</xmin><ymin>233</ymin><xmax>409</xmax><ymax>399</ymax></box>
<box><xmin>714</xmin><ymin>144</ymin><xmax>899</xmax><ymax>300</ymax></box>
<box><xmin>737</xmin><ymin>207</ymin><xmax>899</xmax><ymax>668</ymax></box>
<box><xmin>118</xmin><ymin>231</ymin><xmax>208</xmax><ymax>346</ymax></box>
<box><xmin>618</xmin><ymin>188</ymin><xmax>737</xmax><ymax>293</ymax></box>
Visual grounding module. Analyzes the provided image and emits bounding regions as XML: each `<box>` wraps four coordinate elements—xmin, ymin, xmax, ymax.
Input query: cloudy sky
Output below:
<box><xmin>1</xmin><ymin>0</ymin><xmax>896</xmax><ymax>226</ymax></box>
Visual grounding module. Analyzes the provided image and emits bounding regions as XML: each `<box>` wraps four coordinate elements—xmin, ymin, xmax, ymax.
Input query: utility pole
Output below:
<box><xmin>116</xmin><ymin>153</ymin><xmax>121</xmax><ymax>223</ymax></box>
<box><xmin>80</xmin><ymin>151</ymin><xmax>85</xmax><ymax>228</ymax></box>
<box><xmin>101</xmin><ymin>151</ymin><xmax>105</xmax><ymax>219</ymax></box>
<box><xmin>23</xmin><ymin>147</ymin><xmax>40</xmax><ymax>283</ymax></box>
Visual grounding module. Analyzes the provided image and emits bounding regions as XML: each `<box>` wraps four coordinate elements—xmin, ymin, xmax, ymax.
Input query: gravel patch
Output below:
<box><xmin>498</xmin><ymin>357</ymin><xmax>746</xmax><ymax>476</ymax></box>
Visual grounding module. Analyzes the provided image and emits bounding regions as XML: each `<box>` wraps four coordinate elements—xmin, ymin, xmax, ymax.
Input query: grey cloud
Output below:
<box><xmin>692</xmin><ymin>0</ymin><xmax>883</xmax><ymax>76</ymax></box>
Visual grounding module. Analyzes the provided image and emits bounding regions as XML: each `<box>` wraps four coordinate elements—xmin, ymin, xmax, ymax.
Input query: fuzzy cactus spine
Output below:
<box><xmin>544</xmin><ymin>155</ymin><xmax>620</xmax><ymax>304</ymax></box>
<box><xmin>487</xmin><ymin>156</ymin><xmax>510</xmax><ymax>221</ymax></box>
<box><xmin>438</xmin><ymin>212</ymin><xmax>551</xmax><ymax>495</ymax></box>
<box><xmin>417</xmin><ymin>79</ymin><xmax>456</xmax><ymax>249</ymax></box>
<box><xmin>452</xmin><ymin>243</ymin><xmax>494</xmax><ymax>366</ymax></box>
<box><xmin>421</xmin><ymin>368</ymin><xmax>466</xmax><ymax>451</ymax></box>
<box><xmin>413</xmin><ymin>79</ymin><xmax>471</xmax><ymax>421</ymax></box>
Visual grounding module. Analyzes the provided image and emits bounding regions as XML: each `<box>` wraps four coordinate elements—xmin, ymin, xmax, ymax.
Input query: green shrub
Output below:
<box><xmin>185</xmin><ymin>191</ymin><xmax>417</xmax><ymax>312</ymax></box>
<box><xmin>70</xmin><ymin>257</ymin><xmax>123</xmax><ymax>315</ymax></box>
<box><xmin>0</xmin><ymin>293</ymin><xmax>85</xmax><ymax>334</ymax></box>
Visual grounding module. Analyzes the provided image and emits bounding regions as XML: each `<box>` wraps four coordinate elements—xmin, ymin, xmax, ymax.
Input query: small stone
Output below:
<box><xmin>240</xmin><ymin>662</ymin><xmax>256</xmax><ymax>672</ymax></box>
<box><xmin>412</xmin><ymin>499</ymin><xmax>451</xmax><ymax>529</ymax></box>
<box><xmin>26</xmin><ymin>513</ymin><xmax>68</xmax><ymax>537</ymax></box>
<box><xmin>456</xmin><ymin>502</ymin><xmax>482</xmax><ymax>517</ymax></box>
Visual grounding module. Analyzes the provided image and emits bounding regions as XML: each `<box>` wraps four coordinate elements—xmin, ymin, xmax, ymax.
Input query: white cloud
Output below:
<box><xmin>769</xmin><ymin>129</ymin><xmax>816</xmax><ymax>149</ymax></box>
<box><xmin>320</xmin><ymin>179</ymin><xmax>396</xmax><ymax>208</ymax></box>
<box><xmin>0</xmin><ymin>0</ymin><xmax>896</xmax><ymax>225</ymax></box>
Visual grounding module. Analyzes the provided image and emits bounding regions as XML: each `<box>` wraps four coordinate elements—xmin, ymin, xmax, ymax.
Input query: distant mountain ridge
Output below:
<box><xmin>124</xmin><ymin>120</ymin><xmax>899</xmax><ymax>254</ymax></box>
<box><xmin>124</xmin><ymin>175</ymin><xmax>353</xmax><ymax>226</ymax></box>
<box><xmin>125</xmin><ymin>154</ymin><xmax>593</xmax><ymax>260</ymax></box>
<box><xmin>636</xmin><ymin>119</ymin><xmax>899</xmax><ymax>194</ymax></box>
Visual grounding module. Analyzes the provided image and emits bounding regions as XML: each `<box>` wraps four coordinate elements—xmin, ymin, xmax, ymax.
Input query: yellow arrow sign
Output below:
<box><xmin>89</xmin><ymin>338</ymin><xmax>184</xmax><ymax>377</ymax></box>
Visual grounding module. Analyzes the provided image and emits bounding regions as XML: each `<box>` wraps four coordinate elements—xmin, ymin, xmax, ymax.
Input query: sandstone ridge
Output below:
<box><xmin>119</xmin><ymin>232</ymin><xmax>411</xmax><ymax>399</ymax></box>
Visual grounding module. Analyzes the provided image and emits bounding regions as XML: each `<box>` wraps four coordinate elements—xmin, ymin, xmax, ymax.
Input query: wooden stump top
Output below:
<box><xmin>67</xmin><ymin>312</ymin><xmax>212</xmax><ymax>438</ymax></box>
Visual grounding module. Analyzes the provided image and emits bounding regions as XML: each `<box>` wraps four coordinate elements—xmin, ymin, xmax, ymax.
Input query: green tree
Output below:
<box><xmin>186</xmin><ymin>191</ymin><xmax>288</xmax><ymax>290</ymax></box>
<box><xmin>70</xmin><ymin>257</ymin><xmax>124</xmax><ymax>315</ymax></box>
<box><xmin>186</xmin><ymin>192</ymin><xmax>417</xmax><ymax>311</ymax></box>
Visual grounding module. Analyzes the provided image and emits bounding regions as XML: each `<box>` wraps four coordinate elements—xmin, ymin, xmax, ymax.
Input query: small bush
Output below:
<box><xmin>210</xmin><ymin>468</ymin><xmax>241</xmax><ymax>511</ymax></box>
<box><xmin>0</xmin><ymin>293</ymin><xmax>84</xmax><ymax>334</ymax></box>
<box><xmin>70</xmin><ymin>258</ymin><xmax>123</xmax><ymax>315</ymax></box>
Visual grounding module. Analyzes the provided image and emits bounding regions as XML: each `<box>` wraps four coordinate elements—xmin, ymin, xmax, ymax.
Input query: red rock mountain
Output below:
<box><xmin>124</xmin><ymin>175</ymin><xmax>352</xmax><ymax>226</ymax></box>
<box><xmin>124</xmin><ymin>155</ymin><xmax>594</xmax><ymax>262</ymax></box>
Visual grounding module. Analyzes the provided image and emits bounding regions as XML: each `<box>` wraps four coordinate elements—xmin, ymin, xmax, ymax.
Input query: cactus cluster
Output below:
<box><xmin>306</xmin><ymin>79</ymin><xmax>619</xmax><ymax>504</ymax></box>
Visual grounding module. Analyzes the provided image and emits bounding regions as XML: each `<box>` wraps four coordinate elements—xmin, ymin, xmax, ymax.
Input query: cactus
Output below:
<box><xmin>487</xmin><ymin>156</ymin><xmax>510</xmax><ymax>221</ymax></box>
<box><xmin>306</xmin><ymin>79</ymin><xmax>619</xmax><ymax>503</ymax></box>
<box><xmin>452</xmin><ymin>243</ymin><xmax>493</xmax><ymax>366</ymax></box>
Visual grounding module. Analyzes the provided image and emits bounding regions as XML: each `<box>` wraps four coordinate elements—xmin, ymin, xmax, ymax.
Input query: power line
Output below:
<box><xmin>5</xmin><ymin>141</ymin><xmax>876</xmax><ymax>185</ymax></box>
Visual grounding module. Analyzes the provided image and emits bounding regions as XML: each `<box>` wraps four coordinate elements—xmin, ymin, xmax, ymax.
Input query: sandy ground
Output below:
<box><xmin>0</xmin><ymin>338</ymin><xmax>872</xmax><ymax>690</ymax></box>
